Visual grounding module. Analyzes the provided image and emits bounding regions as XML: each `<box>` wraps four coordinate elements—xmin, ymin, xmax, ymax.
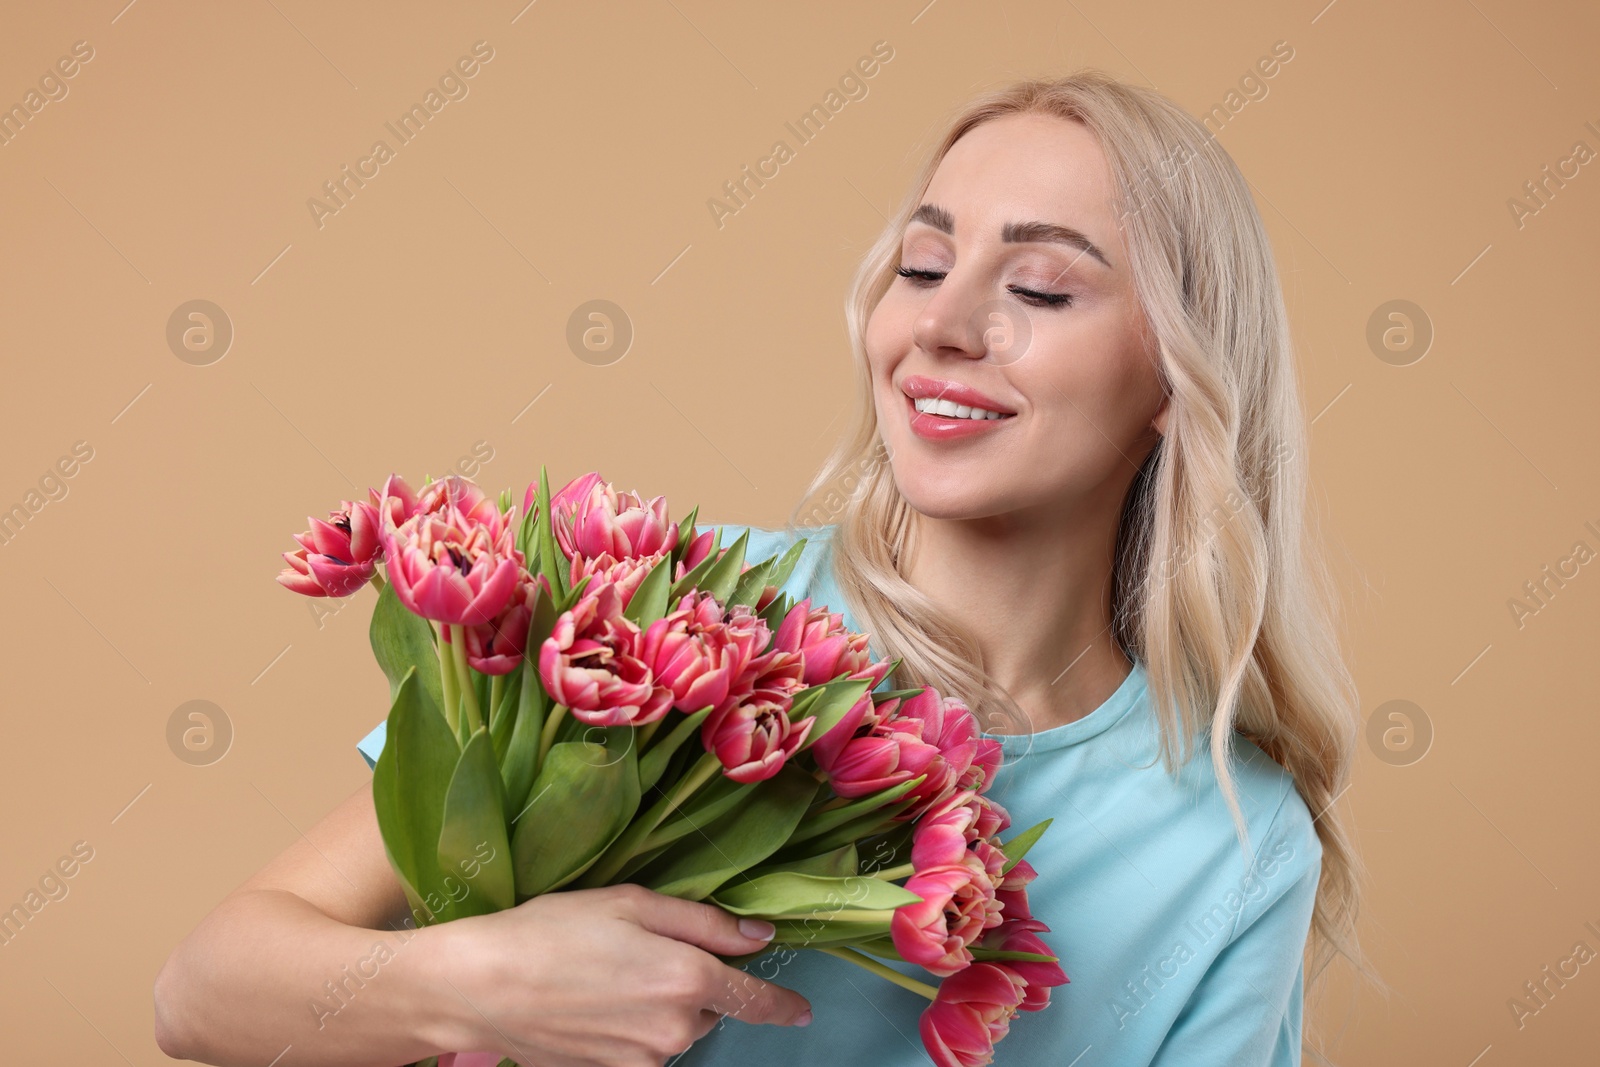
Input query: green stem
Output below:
<box><xmin>449</xmin><ymin>624</ymin><xmax>483</xmax><ymax>733</ymax></box>
<box><xmin>538</xmin><ymin>703</ymin><xmax>568</xmax><ymax>766</ymax></box>
<box><xmin>520</xmin><ymin>662</ymin><xmax>547</xmax><ymax>777</ymax></box>
<box><xmin>369</xmin><ymin>570</ymin><xmax>387</xmax><ymax>593</ymax></box>
<box><xmin>819</xmin><ymin>947</ymin><xmax>938</xmax><ymax>1000</ymax></box>
<box><xmin>869</xmin><ymin>862</ymin><xmax>915</xmax><ymax>881</ymax></box>
<box><xmin>435</xmin><ymin>622</ymin><xmax>460</xmax><ymax>736</ymax></box>
<box><xmin>488</xmin><ymin>674</ymin><xmax>505</xmax><ymax>729</ymax></box>
<box><xmin>636</xmin><ymin>717</ymin><xmax>663</xmax><ymax>748</ymax></box>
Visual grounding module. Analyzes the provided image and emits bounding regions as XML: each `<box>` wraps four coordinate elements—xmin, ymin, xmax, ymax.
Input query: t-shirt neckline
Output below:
<box><xmin>977</xmin><ymin>658</ymin><xmax>1149</xmax><ymax>754</ymax></box>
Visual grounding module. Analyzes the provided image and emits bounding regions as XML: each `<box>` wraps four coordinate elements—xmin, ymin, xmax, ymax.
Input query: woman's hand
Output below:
<box><xmin>426</xmin><ymin>882</ymin><xmax>814</xmax><ymax>1067</ymax></box>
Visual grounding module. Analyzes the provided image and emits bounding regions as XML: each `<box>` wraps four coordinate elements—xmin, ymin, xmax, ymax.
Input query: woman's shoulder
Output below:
<box><xmin>1099</xmin><ymin>688</ymin><xmax>1323</xmax><ymax>912</ymax></box>
<box><xmin>1173</xmin><ymin>727</ymin><xmax>1325</xmax><ymax>897</ymax></box>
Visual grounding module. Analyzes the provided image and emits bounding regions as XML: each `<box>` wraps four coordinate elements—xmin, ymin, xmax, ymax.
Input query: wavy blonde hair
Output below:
<box><xmin>783</xmin><ymin>70</ymin><xmax>1379</xmax><ymax>1063</ymax></box>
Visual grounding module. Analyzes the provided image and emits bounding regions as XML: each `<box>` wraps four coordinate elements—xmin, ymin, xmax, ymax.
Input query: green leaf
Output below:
<box><xmin>792</xmin><ymin>677</ymin><xmax>873</xmax><ymax>751</ymax></box>
<box><xmin>558</xmin><ymin>572</ymin><xmax>594</xmax><ymax>613</ymax></box>
<box><xmin>371</xmin><ymin>667</ymin><xmax>459</xmax><ymax>926</ymax></box>
<box><xmin>534</xmin><ymin>465</ymin><xmax>566</xmax><ymax>601</ymax></box>
<box><xmin>613</xmin><ymin>839</ymin><xmax>676</xmax><ymax>882</ymax></box>
<box><xmin>1000</xmin><ymin>818</ymin><xmax>1053</xmax><ymax>874</ymax></box>
<box><xmin>669</xmin><ymin>506</ymin><xmax>700</xmax><ymax>571</ymax></box>
<box><xmin>670</xmin><ymin>527</ymin><xmax>722</xmax><ymax>599</ymax></box>
<box><xmin>746</xmin><ymin>843</ymin><xmax>858</xmax><ymax>880</ymax></box>
<box><xmin>783</xmin><ymin>775</ymin><xmax>927</xmax><ymax>847</ymax></box>
<box><xmin>636</xmin><ymin>707</ymin><xmax>713</xmax><ymax>793</ymax></box>
<box><xmin>762</xmin><ymin>537</ymin><xmax>808</xmax><ymax>593</ymax></box>
<box><xmin>872</xmin><ymin>687</ymin><xmax>930</xmax><ymax>703</ymax></box>
<box><xmin>723</xmin><ymin>560</ymin><xmax>771</xmax><ymax>610</ymax></box>
<box><xmin>783</xmin><ymin>797</ymin><xmax>918</xmax><ymax>856</ymax></box>
<box><xmin>622</xmin><ymin>555</ymin><xmax>673</xmax><ymax>628</ymax></box>
<box><xmin>696</xmin><ymin>529</ymin><xmax>749</xmax><ymax>603</ymax></box>
<box><xmin>765</xmin><ymin>918</ymin><xmax>893</xmax><ymax>947</ymax></box>
<box><xmin>636</xmin><ymin>762</ymin><xmax>819</xmax><ymax>900</ymax></box>
<box><xmin>499</xmin><ymin>667</ymin><xmax>547</xmax><ymax>823</ymax></box>
<box><xmin>711</xmin><ymin>871</ymin><xmax>922</xmax><ymax>917</ymax></box>
<box><xmin>369</xmin><ymin>581</ymin><xmax>443</xmax><ymax>714</ymax></box>
<box><xmin>435</xmin><ymin>727</ymin><xmax>515</xmax><ymax>918</ymax></box>
<box><xmin>488</xmin><ymin>663</ymin><xmax>523</xmax><ymax>766</ymax></box>
<box><xmin>640</xmin><ymin>772</ymin><xmax>756</xmax><ymax>852</ymax></box>
<box><xmin>472</xmin><ymin>668</ymin><xmax>490</xmax><ymax>724</ymax></box>
<box><xmin>757</xmin><ymin>590</ymin><xmax>794</xmax><ymax>631</ymax></box>
<box><xmin>510</xmin><ymin>727</ymin><xmax>640</xmax><ymax>897</ymax></box>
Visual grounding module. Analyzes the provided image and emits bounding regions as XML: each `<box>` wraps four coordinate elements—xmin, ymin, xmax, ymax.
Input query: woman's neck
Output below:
<box><xmin>901</xmin><ymin>506</ymin><xmax>1134</xmax><ymax>734</ymax></box>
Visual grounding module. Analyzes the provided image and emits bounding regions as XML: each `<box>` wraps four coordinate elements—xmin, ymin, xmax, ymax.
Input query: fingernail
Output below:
<box><xmin>739</xmin><ymin>918</ymin><xmax>776</xmax><ymax>941</ymax></box>
<box><xmin>795</xmin><ymin>1010</ymin><xmax>813</xmax><ymax>1027</ymax></box>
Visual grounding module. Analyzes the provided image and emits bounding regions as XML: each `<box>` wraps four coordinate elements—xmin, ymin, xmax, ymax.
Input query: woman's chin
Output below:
<box><xmin>895</xmin><ymin>478</ymin><xmax>1010</xmax><ymax>523</ymax></box>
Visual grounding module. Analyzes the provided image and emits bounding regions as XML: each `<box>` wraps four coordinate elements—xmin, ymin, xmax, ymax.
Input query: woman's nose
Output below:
<box><xmin>910</xmin><ymin>274</ymin><xmax>1031</xmax><ymax>366</ymax></box>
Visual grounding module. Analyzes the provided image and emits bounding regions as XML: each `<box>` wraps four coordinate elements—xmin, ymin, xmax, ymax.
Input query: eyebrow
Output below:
<box><xmin>908</xmin><ymin>202</ymin><xmax>1113</xmax><ymax>269</ymax></box>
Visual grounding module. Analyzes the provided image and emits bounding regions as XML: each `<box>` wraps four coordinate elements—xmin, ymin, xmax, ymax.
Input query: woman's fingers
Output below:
<box><xmin>702</xmin><ymin>961</ymin><xmax>813</xmax><ymax>1027</ymax></box>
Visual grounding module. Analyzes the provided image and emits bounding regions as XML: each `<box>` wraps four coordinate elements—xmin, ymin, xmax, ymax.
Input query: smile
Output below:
<box><xmin>904</xmin><ymin>392</ymin><xmax>1016</xmax><ymax>441</ymax></box>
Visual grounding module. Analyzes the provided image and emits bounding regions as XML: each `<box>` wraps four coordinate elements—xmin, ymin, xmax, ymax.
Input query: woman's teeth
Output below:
<box><xmin>912</xmin><ymin>396</ymin><xmax>1010</xmax><ymax>420</ymax></box>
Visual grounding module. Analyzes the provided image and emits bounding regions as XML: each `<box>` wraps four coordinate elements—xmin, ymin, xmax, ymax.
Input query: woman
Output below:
<box><xmin>155</xmin><ymin>71</ymin><xmax>1370</xmax><ymax>1066</ymax></box>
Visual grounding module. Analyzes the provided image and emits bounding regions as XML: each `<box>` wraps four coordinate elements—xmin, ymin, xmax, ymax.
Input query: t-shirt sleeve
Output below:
<box><xmin>356</xmin><ymin>720</ymin><xmax>387</xmax><ymax>771</ymax></box>
<box><xmin>1148</xmin><ymin>794</ymin><xmax>1324</xmax><ymax>1067</ymax></box>
<box><xmin>352</xmin><ymin>522</ymin><xmax>795</xmax><ymax>771</ymax></box>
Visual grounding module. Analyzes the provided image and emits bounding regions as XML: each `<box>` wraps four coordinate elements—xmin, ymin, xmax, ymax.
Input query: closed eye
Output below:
<box><xmin>893</xmin><ymin>266</ymin><xmax>1073</xmax><ymax>308</ymax></box>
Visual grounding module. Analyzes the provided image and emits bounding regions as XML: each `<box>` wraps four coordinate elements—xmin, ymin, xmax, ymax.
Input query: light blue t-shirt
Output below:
<box><xmin>356</xmin><ymin>523</ymin><xmax>1322</xmax><ymax>1067</ymax></box>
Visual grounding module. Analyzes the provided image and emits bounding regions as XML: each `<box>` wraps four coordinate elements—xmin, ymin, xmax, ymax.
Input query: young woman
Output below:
<box><xmin>154</xmin><ymin>71</ymin><xmax>1368</xmax><ymax>1067</ymax></box>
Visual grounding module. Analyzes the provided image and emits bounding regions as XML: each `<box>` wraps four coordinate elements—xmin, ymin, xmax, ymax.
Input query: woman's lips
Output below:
<box><xmin>904</xmin><ymin>393</ymin><xmax>1016</xmax><ymax>441</ymax></box>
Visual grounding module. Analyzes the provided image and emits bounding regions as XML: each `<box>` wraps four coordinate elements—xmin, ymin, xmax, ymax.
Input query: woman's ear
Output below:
<box><xmin>1152</xmin><ymin>396</ymin><xmax>1171</xmax><ymax>437</ymax></box>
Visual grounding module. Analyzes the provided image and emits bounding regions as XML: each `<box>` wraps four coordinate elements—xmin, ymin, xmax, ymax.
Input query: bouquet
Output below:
<box><xmin>277</xmin><ymin>469</ymin><xmax>1068</xmax><ymax>1066</ymax></box>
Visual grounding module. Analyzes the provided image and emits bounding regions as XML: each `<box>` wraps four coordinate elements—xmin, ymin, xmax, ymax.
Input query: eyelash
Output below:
<box><xmin>893</xmin><ymin>266</ymin><xmax>1074</xmax><ymax>307</ymax></box>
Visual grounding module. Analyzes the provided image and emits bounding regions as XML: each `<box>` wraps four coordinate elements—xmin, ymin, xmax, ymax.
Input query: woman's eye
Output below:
<box><xmin>893</xmin><ymin>266</ymin><xmax>1072</xmax><ymax>308</ymax></box>
<box><xmin>894</xmin><ymin>266</ymin><xmax>945</xmax><ymax>285</ymax></box>
<box><xmin>1008</xmin><ymin>285</ymin><xmax>1073</xmax><ymax>308</ymax></box>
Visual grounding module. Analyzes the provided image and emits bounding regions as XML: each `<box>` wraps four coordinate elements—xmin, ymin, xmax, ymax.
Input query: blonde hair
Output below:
<box><xmin>787</xmin><ymin>70</ymin><xmax>1380</xmax><ymax>1063</ymax></box>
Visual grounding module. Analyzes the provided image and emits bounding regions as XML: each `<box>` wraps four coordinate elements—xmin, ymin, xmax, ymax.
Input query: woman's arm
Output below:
<box><xmin>154</xmin><ymin>781</ymin><xmax>813</xmax><ymax>1066</ymax></box>
<box><xmin>1147</xmin><ymin>818</ymin><xmax>1323</xmax><ymax>1067</ymax></box>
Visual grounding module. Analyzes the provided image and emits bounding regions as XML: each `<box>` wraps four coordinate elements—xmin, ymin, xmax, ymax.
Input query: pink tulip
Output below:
<box><xmin>978</xmin><ymin>918</ymin><xmax>1069</xmax><ymax>1012</ymax></box>
<box><xmin>570</xmin><ymin>550</ymin><xmax>667</xmax><ymax>610</ymax></box>
<box><xmin>415</xmin><ymin>474</ymin><xmax>502</xmax><ymax>528</ymax></box>
<box><xmin>539</xmin><ymin>582</ymin><xmax>672</xmax><ymax>726</ymax></box>
<box><xmin>910</xmin><ymin>793</ymin><xmax>984</xmax><ymax>871</ymax></box>
<box><xmin>720</xmin><ymin>602</ymin><xmax>772</xmax><ymax>672</ymax></box>
<box><xmin>675</xmin><ymin>527</ymin><xmax>716</xmax><ymax>578</ymax></box>
<box><xmin>918</xmin><ymin>962</ymin><xmax>1028</xmax><ymax>1067</ymax></box>
<box><xmin>702</xmin><ymin>693</ymin><xmax>813</xmax><ymax>783</ymax></box>
<box><xmin>773</xmin><ymin>598</ymin><xmax>893</xmax><ymax>688</ymax></box>
<box><xmin>809</xmin><ymin>692</ymin><xmax>888</xmax><ymax>774</ymax></box>
<box><xmin>891</xmin><ymin>860</ymin><xmax>1003</xmax><ymax>977</ymax></box>
<box><xmin>827</xmin><ymin>719</ymin><xmax>943</xmax><ymax>799</ymax></box>
<box><xmin>276</xmin><ymin>499</ymin><xmax>384</xmax><ymax>598</ymax></box>
<box><xmin>551</xmin><ymin>472</ymin><xmax>678</xmax><ymax>562</ymax></box>
<box><xmin>893</xmin><ymin>690</ymin><xmax>980</xmax><ymax>798</ymax></box>
<box><xmin>961</xmin><ymin>738</ymin><xmax>1004</xmax><ymax>795</ymax></box>
<box><xmin>867</xmin><ymin>688</ymin><xmax>992</xmax><ymax>820</ymax></box>
<box><xmin>638</xmin><ymin>591</ymin><xmax>754</xmax><ymax>715</ymax></box>
<box><xmin>383</xmin><ymin>503</ymin><xmax>523</xmax><ymax>627</ymax></box>
<box><xmin>445</xmin><ymin>570</ymin><xmax>546</xmax><ymax>676</ymax></box>
<box><xmin>971</xmin><ymin>793</ymin><xmax>1012</xmax><ymax>839</ymax></box>
<box><xmin>716</xmin><ymin>645</ymin><xmax>804</xmax><ymax>723</ymax></box>
<box><xmin>368</xmin><ymin>473</ymin><xmax>419</xmax><ymax>532</ymax></box>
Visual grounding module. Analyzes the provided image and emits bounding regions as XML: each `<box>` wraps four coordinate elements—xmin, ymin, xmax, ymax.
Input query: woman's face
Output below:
<box><xmin>865</xmin><ymin>112</ymin><xmax>1168</xmax><ymax>525</ymax></box>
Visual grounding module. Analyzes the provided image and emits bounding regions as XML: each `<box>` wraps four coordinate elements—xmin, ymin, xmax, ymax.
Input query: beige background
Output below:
<box><xmin>1</xmin><ymin>0</ymin><xmax>1596</xmax><ymax>1062</ymax></box>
